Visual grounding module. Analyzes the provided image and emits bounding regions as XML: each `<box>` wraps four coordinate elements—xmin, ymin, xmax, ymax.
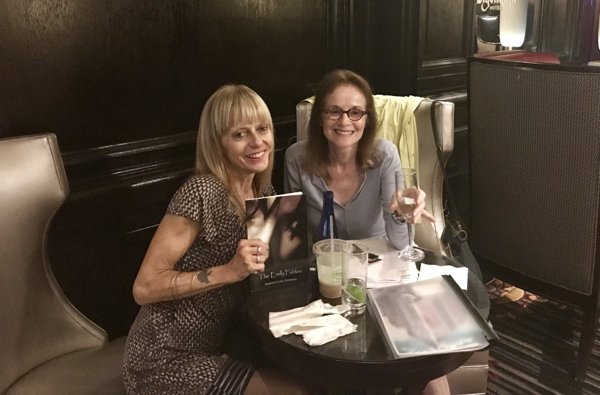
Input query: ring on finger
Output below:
<box><xmin>257</xmin><ymin>245</ymin><xmax>261</xmax><ymax>254</ymax></box>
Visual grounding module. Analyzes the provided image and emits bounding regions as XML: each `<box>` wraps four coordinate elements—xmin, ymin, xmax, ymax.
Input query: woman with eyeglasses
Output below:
<box><xmin>284</xmin><ymin>69</ymin><xmax>435</xmax><ymax>252</ymax></box>
<box><xmin>284</xmin><ymin>68</ymin><xmax>448</xmax><ymax>395</ymax></box>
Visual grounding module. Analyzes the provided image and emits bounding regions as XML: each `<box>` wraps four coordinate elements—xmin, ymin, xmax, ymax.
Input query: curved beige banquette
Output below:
<box><xmin>0</xmin><ymin>133</ymin><xmax>125</xmax><ymax>394</ymax></box>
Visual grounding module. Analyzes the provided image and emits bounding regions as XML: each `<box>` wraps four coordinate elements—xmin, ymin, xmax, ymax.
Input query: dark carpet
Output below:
<box><xmin>485</xmin><ymin>279</ymin><xmax>600</xmax><ymax>394</ymax></box>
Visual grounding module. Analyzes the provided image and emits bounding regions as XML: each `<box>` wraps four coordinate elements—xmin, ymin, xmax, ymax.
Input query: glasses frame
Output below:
<box><xmin>323</xmin><ymin>107</ymin><xmax>368</xmax><ymax>121</ymax></box>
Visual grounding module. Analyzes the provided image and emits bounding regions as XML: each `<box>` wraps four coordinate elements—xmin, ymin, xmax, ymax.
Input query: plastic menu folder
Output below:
<box><xmin>367</xmin><ymin>275</ymin><xmax>498</xmax><ymax>359</ymax></box>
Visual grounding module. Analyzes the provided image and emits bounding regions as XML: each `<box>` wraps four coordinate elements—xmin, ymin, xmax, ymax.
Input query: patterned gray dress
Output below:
<box><xmin>123</xmin><ymin>174</ymin><xmax>273</xmax><ymax>394</ymax></box>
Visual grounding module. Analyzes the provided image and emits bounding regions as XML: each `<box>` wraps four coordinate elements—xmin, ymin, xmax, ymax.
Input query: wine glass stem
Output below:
<box><xmin>407</xmin><ymin>223</ymin><xmax>415</xmax><ymax>248</ymax></box>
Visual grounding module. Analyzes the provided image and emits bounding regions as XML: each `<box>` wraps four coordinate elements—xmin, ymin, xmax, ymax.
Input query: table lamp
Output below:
<box><xmin>499</xmin><ymin>0</ymin><xmax>528</xmax><ymax>49</ymax></box>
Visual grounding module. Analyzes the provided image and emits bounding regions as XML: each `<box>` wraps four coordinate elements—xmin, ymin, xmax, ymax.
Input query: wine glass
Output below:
<box><xmin>394</xmin><ymin>168</ymin><xmax>425</xmax><ymax>262</ymax></box>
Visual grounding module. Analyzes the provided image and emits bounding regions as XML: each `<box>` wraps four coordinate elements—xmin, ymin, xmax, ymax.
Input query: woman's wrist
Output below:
<box><xmin>208</xmin><ymin>263</ymin><xmax>240</xmax><ymax>285</ymax></box>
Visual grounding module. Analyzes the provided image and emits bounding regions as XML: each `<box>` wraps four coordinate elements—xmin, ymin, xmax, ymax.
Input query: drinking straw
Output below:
<box><xmin>329</xmin><ymin>214</ymin><xmax>335</xmax><ymax>253</ymax></box>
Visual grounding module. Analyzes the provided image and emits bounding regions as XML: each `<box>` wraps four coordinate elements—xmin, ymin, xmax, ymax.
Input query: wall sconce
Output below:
<box><xmin>499</xmin><ymin>0</ymin><xmax>528</xmax><ymax>49</ymax></box>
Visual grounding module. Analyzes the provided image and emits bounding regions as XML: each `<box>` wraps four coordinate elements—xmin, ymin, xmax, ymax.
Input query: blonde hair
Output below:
<box><xmin>196</xmin><ymin>84</ymin><xmax>274</xmax><ymax>217</ymax></box>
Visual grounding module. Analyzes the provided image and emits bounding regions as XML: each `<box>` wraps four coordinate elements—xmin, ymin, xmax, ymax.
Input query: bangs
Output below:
<box><xmin>219</xmin><ymin>88</ymin><xmax>272</xmax><ymax>135</ymax></box>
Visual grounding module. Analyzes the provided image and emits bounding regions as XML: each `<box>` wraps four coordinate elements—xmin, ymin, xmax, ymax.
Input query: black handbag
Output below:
<box><xmin>430</xmin><ymin>101</ymin><xmax>483</xmax><ymax>281</ymax></box>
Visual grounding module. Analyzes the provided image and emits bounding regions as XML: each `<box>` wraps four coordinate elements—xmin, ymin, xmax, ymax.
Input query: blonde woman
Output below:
<box><xmin>123</xmin><ymin>85</ymin><xmax>313</xmax><ymax>394</ymax></box>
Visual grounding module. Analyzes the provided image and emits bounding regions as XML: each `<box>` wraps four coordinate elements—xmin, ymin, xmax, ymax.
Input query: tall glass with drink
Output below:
<box><xmin>341</xmin><ymin>242</ymin><xmax>369</xmax><ymax>316</ymax></box>
<box><xmin>313</xmin><ymin>239</ymin><xmax>344</xmax><ymax>299</ymax></box>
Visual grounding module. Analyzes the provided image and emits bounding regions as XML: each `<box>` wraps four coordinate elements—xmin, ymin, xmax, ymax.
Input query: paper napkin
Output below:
<box><xmin>367</xmin><ymin>251</ymin><xmax>419</xmax><ymax>288</ymax></box>
<box><xmin>268</xmin><ymin>299</ymin><xmax>356</xmax><ymax>346</ymax></box>
<box><xmin>418</xmin><ymin>263</ymin><xmax>469</xmax><ymax>290</ymax></box>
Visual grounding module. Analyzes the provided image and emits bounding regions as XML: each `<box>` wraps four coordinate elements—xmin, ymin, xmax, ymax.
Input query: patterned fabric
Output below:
<box><xmin>123</xmin><ymin>174</ymin><xmax>273</xmax><ymax>394</ymax></box>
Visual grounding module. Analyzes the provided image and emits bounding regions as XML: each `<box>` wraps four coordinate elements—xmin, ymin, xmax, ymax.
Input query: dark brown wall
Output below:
<box><xmin>417</xmin><ymin>0</ymin><xmax>474</xmax><ymax>96</ymax></box>
<box><xmin>1</xmin><ymin>0</ymin><xmax>476</xmax><ymax>338</ymax></box>
<box><xmin>0</xmin><ymin>0</ymin><xmax>330</xmax><ymax>337</ymax></box>
<box><xmin>416</xmin><ymin>0</ymin><xmax>475</xmax><ymax>225</ymax></box>
<box><xmin>0</xmin><ymin>1</ymin><xmax>327</xmax><ymax>148</ymax></box>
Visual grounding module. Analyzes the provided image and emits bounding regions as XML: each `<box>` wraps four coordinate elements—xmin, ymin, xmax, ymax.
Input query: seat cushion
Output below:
<box><xmin>7</xmin><ymin>336</ymin><xmax>126</xmax><ymax>395</ymax></box>
<box><xmin>447</xmin><ymin>349</ymin><xmax>489</xmax><ymax>395</ymax></box>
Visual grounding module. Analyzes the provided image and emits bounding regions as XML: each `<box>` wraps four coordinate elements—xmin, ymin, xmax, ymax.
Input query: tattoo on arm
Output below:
<box><xmin>196</xmin><ymin>269</ymin><xmax>211</xmax><ymax>284</ymax></box>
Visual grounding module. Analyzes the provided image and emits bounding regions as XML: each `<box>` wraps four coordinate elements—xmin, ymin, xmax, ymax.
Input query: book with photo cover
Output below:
<box><xmin>245</xmin><ymin>192</ymin><xmax>310</xmax><ymax>290</ymax></box>
<box><xmin>367</xmin><ymin>275</ymin><xmax>498</xmax><ymax>359</ymax></box>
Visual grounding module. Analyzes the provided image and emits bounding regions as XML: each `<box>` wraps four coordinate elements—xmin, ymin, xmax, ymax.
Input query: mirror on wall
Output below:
<box><xmin>475</xmin><ymin>0</ymin><xmax>539</xmax><ymax>53</ymax></box>
<box><xmin>474</xmin><ymin>0</ymin><xmax>600</xmax><ymax>65</ymax></box>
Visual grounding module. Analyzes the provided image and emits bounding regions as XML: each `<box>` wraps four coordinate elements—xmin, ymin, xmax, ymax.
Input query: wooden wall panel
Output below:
<box><xmin>359</xmin><ymin>1</ymin><xmax>418</xmax><ymax>95</ymax></box>
<box><xmin>0</xmin><ymin>0</ymin><xmax>327</xmax><ymax>149</ymax></box>
<box><xmin>417</xmin><ymin>0</ymin><xmax>474</xmax><ymax>95</ymax></box>
<box><xmin>0</xmin><ymin>0</ymin><xmax>329</xmax><ymax>338</ymax></box>
<box><xmin>48</xmin><ymin>180</ymin><xmax>183</xmax><ymax>337</ymax></box>
<box><xmin>421</xmin><ymin>0</ymin><xmax>466</xmax><ymax>59</ymax></box>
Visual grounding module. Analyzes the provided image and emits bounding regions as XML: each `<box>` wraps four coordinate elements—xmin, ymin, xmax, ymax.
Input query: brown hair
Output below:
<box><xmin>305</xmin><ymin>69</ymin><xmax>380</xmax><ymax>178</ymax></box>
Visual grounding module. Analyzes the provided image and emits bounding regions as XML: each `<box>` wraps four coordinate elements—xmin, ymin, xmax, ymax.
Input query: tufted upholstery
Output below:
<box><xmin>296</xmin><ymin>96</ymin><xmax>489</xmax><ymax>394</ymax></box>
<box><xmin>0</xmin><ymin>133</ymin><xmax>125</xmax><ymax>394</ymax></box>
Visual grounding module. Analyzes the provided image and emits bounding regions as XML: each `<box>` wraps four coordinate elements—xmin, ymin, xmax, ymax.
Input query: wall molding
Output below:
<box><xmin>61</xmin><ymin>116</ymin><xmax>296</xmax><ymax>196</ymax></box>
<box><xmin>416</xmin><ymin>0</ymin><xmax>473</xmax><ymax>95</ymax></box>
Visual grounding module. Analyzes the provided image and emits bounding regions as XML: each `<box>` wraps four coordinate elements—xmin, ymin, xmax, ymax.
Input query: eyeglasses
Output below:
<box><xmin>323</xmin><ymin>107</ymin><xmax>368</xmax><ymax>121</ymax></box>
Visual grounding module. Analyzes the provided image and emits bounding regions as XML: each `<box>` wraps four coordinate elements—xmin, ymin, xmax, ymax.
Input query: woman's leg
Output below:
<box><xmin>422</xmin><ymin>375</ymin><xmax>451</xmax><ymax>395</ymax></box>
<box><xmin>244</xmin><ymin>366</ymin><xmax>319</xmax><ymax>395</ymax></box>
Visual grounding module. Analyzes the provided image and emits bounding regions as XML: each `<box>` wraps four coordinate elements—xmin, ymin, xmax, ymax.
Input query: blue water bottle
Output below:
<box><xmin>316</xmin><ymin>191</ymin><xmax>339</xmax><ymax>241</ymax></box>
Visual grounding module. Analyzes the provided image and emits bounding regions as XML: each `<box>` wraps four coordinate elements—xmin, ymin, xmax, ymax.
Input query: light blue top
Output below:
<box><xmin>283</xmin><ymin>138</ymin><xmax>409</xmax><ymax>250</ymax></box>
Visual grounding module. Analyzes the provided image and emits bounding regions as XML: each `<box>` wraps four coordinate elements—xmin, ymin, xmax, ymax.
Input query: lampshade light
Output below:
<box><xmin>500</xmin><ymin>0</ymin><xmax>528</xmax><ymax>48</ymax></box>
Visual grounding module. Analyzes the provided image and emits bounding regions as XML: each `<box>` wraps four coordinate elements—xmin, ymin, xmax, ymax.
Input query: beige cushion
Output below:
<box><xmin>8</xmin><ymin>337</ymin><xmax>126</xmax><ymax>395</ymax></box>
<box><xmin>0</xmin><ymin>133</ymin><xmax>125</xmax><ymax>394</ymax></box>
<box><xmin>447</xmin><ymin>350</ymin><xmax>490</xmax><ymax>395</ymax></box>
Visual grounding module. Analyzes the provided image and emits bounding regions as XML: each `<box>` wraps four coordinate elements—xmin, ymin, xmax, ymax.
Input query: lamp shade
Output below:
<box><xmin>500</xmin><ymin>0</ymin><xmax>528</xmax><ymax>48</ymax></box>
